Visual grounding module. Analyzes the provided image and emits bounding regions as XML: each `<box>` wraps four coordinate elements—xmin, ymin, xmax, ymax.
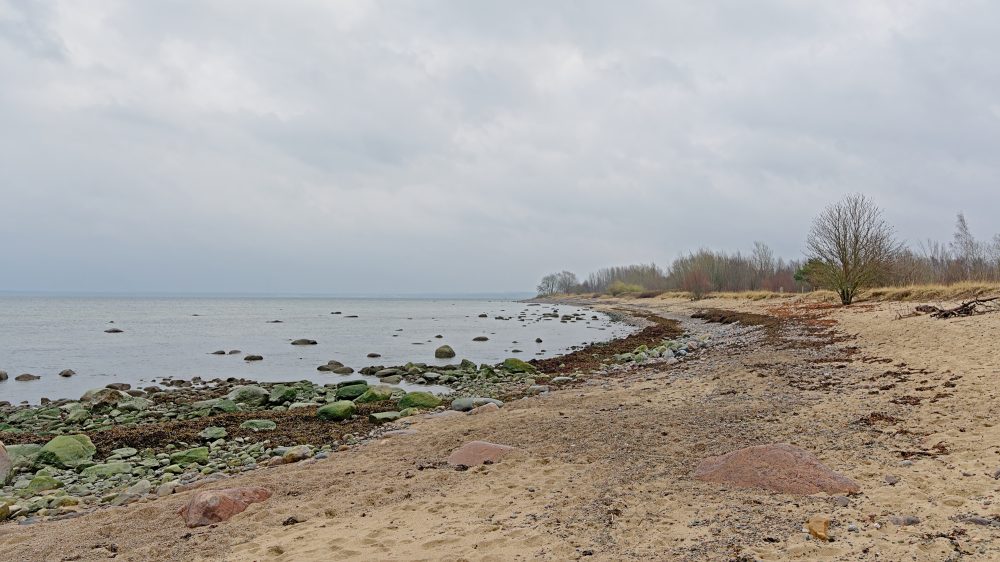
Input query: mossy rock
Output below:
<box><xmin>23</xmin><ymin>474</ymin><xmax>63</xmax><ymax>496</ymax></box>
<box><xmin>434</xmin><ymin>345</ymin><xmax>456</xmax><ymax>358</ymax></box>
<box><xmin>226</xmin><ymin>385</ymin><xmax>269</xmax><ymax>406</ymax></box>
<box><xmin>397</xmin><ymin>392</ymin><xmax>442</xmax><ymax>410</ymax></box>
<box><xmin>81</xmin><ymin>462</ymin><xmax>133</xmax><ymax>478</ymax></box>
<box><xmin>198</xmin><ymin>426</ymin><xmax>228</xmax><ymax>440</ymax></box>
<box><xmin>354</xmin><ymin>385</ymin><xmax>394</xmax><ymax>404</ymax></box>
<box><xmin>335</xmin><ymin>383</ymin><xmax>369</xmax><ymax>400</ymax></box>
<box><xmin>502</xmin><ymin>358</ymin><xmax>537</xmax><ymax>374</ymax></box>
<box><xmin>317</xmin><ymin>401</ymin><xmax>356</xmax><ymax>421</ymax></box>
<box><xmin>269</xmin><ymin>385</ymin><xmax>297</xmax><ymax>404</ymax></box>
<box><xmin>369</xmin><ymin>411</ymin><xmax>401</xmax><ymax>424</ymax></box>
<box><xmin>169</xmin><ymin>447</ymin><xmax>209</xmax><ymax>465</ymax></box>
<box><xmin>37</xmin><ymin>435</ymin><xmax>96</xmax><ymax>469</ymax></box>
<box><xmin>239</xmin><ymin>419</ymin><xmax>277</xmax><ymax>431</ymax></box>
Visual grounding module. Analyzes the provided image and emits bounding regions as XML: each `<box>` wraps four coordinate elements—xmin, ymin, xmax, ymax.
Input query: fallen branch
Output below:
<box><xmin>912</xmin><ymin>297</ymin><xmax>1000</xmax><ymax>319</ymax></box>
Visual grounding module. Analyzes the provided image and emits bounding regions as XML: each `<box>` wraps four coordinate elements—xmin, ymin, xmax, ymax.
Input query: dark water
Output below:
<box><xmin>0</xmin><ymin>297</ymin><xmax>631</xmax><ymax>404</ymax></box>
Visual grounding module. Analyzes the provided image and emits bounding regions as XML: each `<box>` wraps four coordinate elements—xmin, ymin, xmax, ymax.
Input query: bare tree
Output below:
<box><xmin>536</xmin><ymin>274</ymin><xmax>558</xmax><ymax>296</ymax></box>
<box><xmin>806</xmin><ymin>194</ymin><xmax>900</xmax><ymax>305</ymax></box>
<box><xmin>554</xmin><ymin>270</ymin><xmax>579</xmax><ymax>293</ymax></box>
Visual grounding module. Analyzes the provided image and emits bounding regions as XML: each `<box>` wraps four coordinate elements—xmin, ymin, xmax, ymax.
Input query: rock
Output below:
<box><xmin>24</xmin><ymin>474</ymin><xmax>63</xmax><ymax>495</ymax></box>
<box><xmin>807</xmin><ymin>515</ymin><xmax>832</xmax><ymax>541</ymax></box>
<box><xmin>693</xmin><ymin>443</ymin><xmax>861</xmax><ymax>495</ymax></box>
<box><xmin>244</xmin><ymin>355</ymin><xmax>264</xmax><ymax>362</ymax></box>
<box><xmin>104</xmin><ymin>328</ymin><xmax>124</xmax><ymax>333</ymax></box>
<box><xmin>199</xmin><ymin>426</ymin><xmax>228</xmax><ymax>440</ymax></box>
<box><xmin>211</xmin><ymin>350</ymin><xmax>226</xmax><ymax>355</ymax></box>
<box><xmin>15</xmin><ymin>374</ymin><xmax>40</xmax><ymax>381</ymax></box>
<box><xmin>239</xmin><ymin>419</ymin><xmax>277</xmax><ymax>431</ymax></box>
<box><xmin>178</xmin><ymin>487</ymin><xmax>272</xmax><ymax>527</ymax></box>
<box><xmin>117</xmin><ymin>396</ymin><xmax>152</xmax><ymax>412</ymax></box>
<box><xmin>884</xmin><ymin>474</ymin><xmax>900</xmax><ymax>485</ymax></box>
<box><xmin>81</xmin><ymin>388</ymin><xmax>128</xmax><ymax>408</ymax></box>
<box><xmin>227</xmin><ymin>385</ymin><xmax>269</xmax><ymax>406</ymax></box>
<box><xmin>535</xmin><ymin>338</ymin><xmax>543</xmax><ymax>343</ymax></box>
<box><xmin>447</xmin><ymin>441</ymin><xmax>517</xmax><ymax>467</ymax></box>
<box><xmin>4</xmin><ymin>444</ymin><xmax>41</xmax><ymax>472</ymax></box>
<box><xmin>526</xmin><ymin>385</ymin><xmax>549</xmax><ymax>395</ymax></box>
<box><xmin>367</xmin><ymin>353</ymin><xmax>381</xmax><ymax>358</ymax></box>
<box><xmin>228</xmin><ymin>350</ymin><xmax>241</xmax><ymax>355</ymax></box>
<box><xmin>113</xmin><ymin>479</ymin><xmax>151</xmax><ymax>506</ymax></box>
<box><xmin>269</xmin><ymin>385</ymin><xmax>297</xmax><ymax>404</ymax></box>
<box><xmin>450</xmin><ymin>397</ymin><xmax>504</xmax><ymax>412</ymax></box>
<box><xmin>281</xmin><ymin>445</ymin><xmax>313</xmax><ymax>463</ymax></box>
<box><xmin>502</xmin><ymin>358</ymin><xmax>537</xmax><ymax>374</ymax></box>
<box><xmin>335</xmin><ymin>383</ymin><xmax>369</xmax><ymax>400</ymax></box>
<box><xmin>472</xmin><ymin>336</ymin><xmax>489</xmax><ymax>342</ymax></box>
<box><xmin>0</xmin><ymin>442</ymin><xmax>11</xmax><ymax>485</ymax></box>
<box><xmin>890</xmin><ymin>515</ymin><xmax>921</xmax><ymax>526</ymax></box>
<box><xmin>170</xmin><ymin>447</ymin><xmax>210</xmax><ymax>465</ymax></box>
<box><xmin>379</xmin><ymin>374</ymin><xmax>402</xmax><ymax>384</ymax></box>
<box><xmin>58</xmin><ymin>369</ymin><xmax>76</xmax><ymax>378</ymax></box>
<box><xmin>398</xmin><ymin>392</ymin><xmax>443</xmax><ymax>410</ymax></box>
<box><xmin>0</xmin><ymin>370</ymin><xmax>6</xmax><ymax>381</ymax></box>
<box><xmin>81</xmin><ymin>462</ymin><xmax>133</xmax><ymax>477</ymax></box>
<box><xmin>468</xmin><ymin>403</ymin><xmax>500</xmax><ymax>415</ymax></box>
<box><xmin>330</xmin><ymin>366</ymin><xmax>354</xmax><ymax>375</ymax></box>
<box><xmin>290</xmin><ymin>339</ymin><xmax>318</xmax><ymax>346</ymax></box>
<box><xmin>369</xmin><ymin>411</ymin><xmax>401</xmax><ymax>424</ymax></box>
<box><xmin>317</xmin><ymin>401</ymin><xmax>356</xmax><ymax>421</ymax></box>
<box><xmin>106</xmin><ymin>382</ymin><xmax>131</xmax><ymax>391</ymax></box>
<box><xmin>354</xmin><ymin>385</ymin><xmax>394</xmax><ymax>404</ymax></box>
<box><xmin>37</xmin><ymin>435</ymin><xmax>96</xmax><ymax>469</ymax></box>
<box><xmin>435</xmin><ymin>345</ymin><xmax>456</xmax><ymax>359</ymax></box>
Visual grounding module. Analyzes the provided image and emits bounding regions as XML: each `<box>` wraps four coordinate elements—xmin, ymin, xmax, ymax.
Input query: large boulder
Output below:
<box><xmin>317</xmin><ymin>401</ymin><xmax>356</xmax><ymax>421</ymax></box>
<box><xmin>37</xmin><ymin>434</ymin><xmax>96</xmax><ymax>469</ymax></box>
<box><xmin>269</xmin><ymin>385</ymin><xmax>297</xmax><ymax>404</ymax></box>
<box><xmin>434</xmin><ymin>345</ymin><xmax>456</xmax><ymax>359</ymax></box>
<box><xmin>334</xmin><ymin>383</ymin><xmax>369</xmax><ymax>400</ymax></box>
<box><xmin>447</xmin><ymin>441</ymin><xmax>517</xmax><ymax>466</ymax></box>
<box><xmin>4</xmin><ymin>443</ymin><xmax>41</xmax><ymax>472</ymax></box>
<box><xmin>398</xmin><ymin>391</ymin><xmax>442</xmax><ymax>410</ymax></box>
<box><xmin>178</xmin><ymin>487</ymin><xmax>272</xmax><ymax>527</ymax></box>
<box><xmin>693</xmin><ymin>443</ymin><xmax>862</xmax><ymax>495</ymax></box>
<box><xmin>227</xmin><ymin>385</ymin><xmax>269</xmax><ymax>406</ymax></box>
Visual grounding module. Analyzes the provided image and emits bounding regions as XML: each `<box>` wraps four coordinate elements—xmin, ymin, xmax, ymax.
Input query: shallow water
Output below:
<box><xmin>0</xmin><ymin>297</ymin><xmax>631</xmax><ymax>404</ymax></box>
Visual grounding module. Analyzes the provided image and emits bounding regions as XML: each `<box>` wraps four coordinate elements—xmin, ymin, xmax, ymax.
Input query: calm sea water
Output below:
<box><xmin>0</xmin><ymin>297</ymin><xmax>631</xmax><ymax>404</ymax></box>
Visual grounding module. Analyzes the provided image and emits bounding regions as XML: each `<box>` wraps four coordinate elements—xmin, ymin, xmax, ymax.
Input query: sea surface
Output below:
<box><xmin>0</xmin><ymin>296</ymin><xmax>632</xmax><ymax>405</ymax></box>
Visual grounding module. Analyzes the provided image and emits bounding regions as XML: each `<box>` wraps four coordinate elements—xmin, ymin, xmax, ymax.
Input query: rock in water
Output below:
<box><xmin>15</xmin><ymin>373</ymin><xmax>40</xmax><ymax>381</ymax></box>
<box><xmin>290</xmin><ymin>339</ymin><xmax>318</xmax><ymax>346</ymax></box>
<box><xmin>0</xmin><ymin>370</ymin><xmax>7</xmax><ymax>381</ymax></box>
<box><xmin>104</xmin><ymin>328</ymin><xmax>124</xmax><ymax>333</ymax></box>
<box><xmin>244</xmin><ymin>354</ymin><xmax>264</xmax><ymax>362</ymax></box>
<box><xmin>447</xmin><ymin>441</ymin><xmax>517</xmax><ymax>467</ymax></box>
<box><xmin>178</xmin><ymin>487</ymin><xmax>272</xmax><ymax>527</ymax></box>
<box><xmin>693</xmin><ymin>443</ymin><xmax>861</xmax><ymax>495</ymax></box>
<box><xmin>434</xmin><ymin>345</ymin><xmax>456</xmax><ymax>358</ymax></box>
<box><xmin>58</xmin><ymin>369</ymin><xmax>75</xmax><ymax>377</ymax></box>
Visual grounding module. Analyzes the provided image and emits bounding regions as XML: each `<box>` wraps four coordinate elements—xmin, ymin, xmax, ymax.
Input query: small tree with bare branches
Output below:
<box><xmin>806</xmin><ymin>194</ymin><xmax>900</xmax><ymax>305</ymax></box>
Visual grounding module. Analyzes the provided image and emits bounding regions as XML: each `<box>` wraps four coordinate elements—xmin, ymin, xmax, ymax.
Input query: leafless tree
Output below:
<box><xmin>806</xmin><ymin>194</ymin><xmax>901</xmax><ymax>305</ymax></box>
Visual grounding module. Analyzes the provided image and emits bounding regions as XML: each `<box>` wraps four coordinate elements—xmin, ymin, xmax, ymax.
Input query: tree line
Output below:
<box><xmin>537</xmin><ymin>194</ymin><xmax>1000</xmax><ymax>305</ymax></box>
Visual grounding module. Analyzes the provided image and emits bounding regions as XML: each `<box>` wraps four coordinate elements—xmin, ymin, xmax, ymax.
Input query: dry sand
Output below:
<box><xmin>2</xmin><ymin>295</ymin><xmax>999</xmax><ymax>560</ymax></box>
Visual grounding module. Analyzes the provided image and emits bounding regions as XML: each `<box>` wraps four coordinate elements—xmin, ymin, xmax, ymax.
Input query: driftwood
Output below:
<box><xmin>913</xmin><ymin>297</ymin><xmax>1000</xmax><ymax>319</ymax></box>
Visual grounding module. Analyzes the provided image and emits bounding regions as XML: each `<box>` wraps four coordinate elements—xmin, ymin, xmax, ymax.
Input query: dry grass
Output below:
<box><xmin>860</xmin><ymin>282</ymin><xmax>1000</xmax><ymax>303</ymax></box>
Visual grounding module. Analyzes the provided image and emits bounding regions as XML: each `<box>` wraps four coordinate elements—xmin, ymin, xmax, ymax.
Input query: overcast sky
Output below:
<box><xmin>2</xmin><ymin>1</ymin><xmax>999</xmax><ymax>294</ymax></box>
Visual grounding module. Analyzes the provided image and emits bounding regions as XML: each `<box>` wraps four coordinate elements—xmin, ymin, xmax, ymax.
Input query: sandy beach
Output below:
<box><xmin>3</xmin><ymin>294</ymin><xmax>999</xmax><ymax>561</ymax></box>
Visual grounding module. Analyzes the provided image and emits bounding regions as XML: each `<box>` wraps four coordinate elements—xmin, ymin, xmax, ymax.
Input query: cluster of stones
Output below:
<box><xmin>610</xmin><ymin>335</ymin><xmax>712</xmax><ymax>365</ymax></box>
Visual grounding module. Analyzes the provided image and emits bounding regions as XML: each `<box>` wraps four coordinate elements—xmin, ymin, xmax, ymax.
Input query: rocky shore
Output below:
<box><xmin>0</xmin><ymin>313</ymin><xmax>704</xmax><ymax>526</ymax></box>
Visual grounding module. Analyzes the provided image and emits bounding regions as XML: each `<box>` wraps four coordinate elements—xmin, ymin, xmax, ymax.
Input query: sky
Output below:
<box><xmin>2</xmin><ymin>0</ymin><xmax>999</xmax><ymax>294</ymax></box>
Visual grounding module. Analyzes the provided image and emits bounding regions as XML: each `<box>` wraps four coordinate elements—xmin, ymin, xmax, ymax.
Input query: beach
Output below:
<box><xmin>2</xmin><ymin>294</ymin><xmax>999</xmax><ymax>560</ymax></box>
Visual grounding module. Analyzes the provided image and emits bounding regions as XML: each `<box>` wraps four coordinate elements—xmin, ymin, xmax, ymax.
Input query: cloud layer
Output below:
<box><xmin>2</xmin><ymin>1</ymin><xmax>998</xmax><ymax>293</ymax></box>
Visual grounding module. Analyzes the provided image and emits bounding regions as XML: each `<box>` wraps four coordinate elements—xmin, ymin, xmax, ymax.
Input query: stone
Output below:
<box><xmin>450</xmin><ymin>397</ymin><xmax>503</xmax><ymax>412</ymax></box>
<box><xmin>81</xmin><ymin>388</ymin><xmax>128</xmax><ymax>408</ymax></box>
<box><xmin>117</xmin><ymin>396</ymin><xmax>152</xmax><ymax>412</ymax></box>
<box><xmin>369</xmin><ymin>411</ymin><xmax>401</xmax><ymax>424</ymax></box>
<box><xmin>435</xmin><ymin>345</ymin><xmax>456</xmax><ymax>358</ymax></box>
<box><xmin>24</xmin><ymin>474</ymin><xmax>63</xmax><ymax>495</ymax></box>
<box><xmin>281</xmin><ymin>445</ymin><xmax>313</xmax><ymax>463</ymax></box>
<box><xmin>104</xmin><ymin>328</ymin><xmax>124</xmax><ymax>333</ymax></box>
<box><xmin>693</xmin><ymin>443</ymin><xmax>861</xmax><ymax>495</ymax></box>
<box><xmin>502</xmin><ymin>358</ymin><xmax>537</xmax><ymax>374</ymax></box>
<box><xmin>269</xmin><ymin>385</ymin><xmax>297</xmax><ymax>404</ymax></box>
<box><xmin>211</xmin><ymin>350</ymin><xmax>226</xmax><ymax>355</ymax></box>
<box><xmin>884</xmin><ymin>474</ymin><xmax>900</xmax><ymax>485</ymax></box>
<box><xmin>0</xmin><ymin>370</ymin><xmax>6</xmax><ymax>381</ymax></box>
<box><xmin>0</xmin><ymin>442</ymin><xmax>11</xmax><ymax>485</ymax></box>
<box><xmin>379</xmin><ymin>375</ymin><xmax>402</xmax><ymax>384</ymax></box>
<box><xmin>81</xmin><ymin>462</ymin><xmax>133</xmax><ymax>478</ymax></box>
<box><xmin>199</xmin><ymin>426</ymin><xmax>228</xmax><ymax>440</ymax></box>
<box><xmin>472</xmin><ymin>336</ymin><xmax>489</xmax><ymax>342</ymax></box>
<box><xmin>468</xmin><ymin>403</ymin><xmax>501</xmax><ymax>415</ymax></box>
<box><xmin>447</xmin><ymin>441</ymin><xmax>517</xmax><ymax>466</ymax></box>
<box><xmin>37</xmin><ymin>435</ymin><xmax>97</xmax><ymax>469</ymax></box>
<box><xmin>15</xmin><ymin>374</ymin><xmax>40</xmax><ymax>381</ymax></box>
<box><xmin>290</xmin><ymin>339</ymin><xmax>317</xmax><ymax>346</ymax></box>
<box><xmin>398</xmin><ymin>392</ymin><xmax>443</xmax><ymax>410</ymax></box>
<box><xmin>331</xmin><ymin>366</ymin><xmax>354</xmax><ymax>375</ymax></box>
<box><xmin>58</xmin><ymin>369</ymin><xmax>76</xmax><ymax>378</ymax></box>
<box><xmin>244</xmin><ymin>355</ymin><xmax>264</xmax><ymax>362</ymax></box>
<box><xmin>354</xmin><ymin>385</ymin><xmax>394</xmax><ymax>404</ymax></box>
<box><xmin>227</xmin><ymin>385</ymin><xmax>269</xmax><ymax>406</ymax></box>
<box><xmin>240</xmin><ymin>419</ymin><xmax>277</xmax><ymax>431</ymax></box>
<box><xmin>807</xmin><ymin>515</ymin><xmax>832</xmax><ymax>541</ymax></box>
<box><xmin>317</xmin><ymin>401</ymin><xmax>356</xmax><ymax>421</ymax></box>
<box><xmin>170</xmin><ymin>447</ymin><xmax>210</xmax><ymax>465</ymax></box>
<box><xmin>367</xmin><ymin>353</ymin><xmax>381</xmax><ymax>358</ymax></box>
<box><xmin>178</xmin><ymin>487</ymin><xmax>272</xmax><ymax>527</ymax></box>
<box><xmin>335</xmin><ymin>383</ymin><xmax>369</xmax><ymax>400</ymax></box>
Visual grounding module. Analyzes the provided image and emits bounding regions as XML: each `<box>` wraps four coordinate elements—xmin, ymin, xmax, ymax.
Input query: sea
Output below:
<box><xmin>0</xmin><ymin>295</ymin><xmax>633</xmax><ymax>405</ymax></box>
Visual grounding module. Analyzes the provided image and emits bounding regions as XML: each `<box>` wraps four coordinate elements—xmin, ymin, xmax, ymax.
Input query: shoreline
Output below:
<box><xmin>0</xmin><ymin>304</ymin><xmax>701</xmax><ymax>525</ymax></box>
